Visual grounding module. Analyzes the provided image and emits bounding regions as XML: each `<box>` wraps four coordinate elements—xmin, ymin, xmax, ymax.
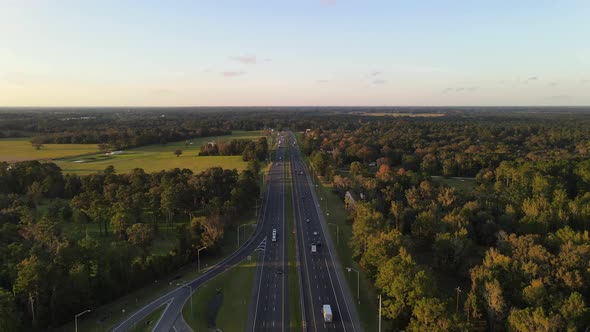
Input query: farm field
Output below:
<box><xmin>0</xmin><ymin>137</ymin><xmax>98</xmax><ymax>162</ymax></box>
<box><xmin>53</xmin><ymin>130</ymin><xmax>263</xmax><ymax>174</ymax></box>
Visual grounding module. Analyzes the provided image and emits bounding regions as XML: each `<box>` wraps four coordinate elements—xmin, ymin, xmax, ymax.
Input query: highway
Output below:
<box><xmin>288</xmin><ymin>133</ymin><xmax>363</xmax><ymax>332</ymax></box>
<box><xmin>247</xmin><ymin>139</ymin><xmax>289</xmax><ymax>331</ymax></box>
<box><xmin>110</xmin><ymin>141</ymin><xmax>287</xmax><ymax>332</ymax></box>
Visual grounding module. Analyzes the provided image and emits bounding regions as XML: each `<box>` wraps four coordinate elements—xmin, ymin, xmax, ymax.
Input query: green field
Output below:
<box><xmin>431</xmin><ymin>176</ymin><xmax>477</xmax><ymax>193</ymax></box>
<box><xmin>182</xmin><ymin>253</ymin><xmax>259</xmax><ymax>331</ymax></box>
<box><xmin>0</xmin><ymin>131</ymin><xmax>263</xmax><ymax>175</ymax></box>
<box><xmin>0</xmin><ymin>137</ymin><xmax>98</xmax><ymax>162</ymax></box>
<box><xmin>55</xmin><ymin>131</ymin><xmax>263</xmax><ymax>175</ymax></box>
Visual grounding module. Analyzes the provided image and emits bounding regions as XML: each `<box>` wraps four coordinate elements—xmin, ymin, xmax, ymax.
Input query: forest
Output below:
<box><xmin>298</xmin><ymin>110</ymin><xmax>590</xmax><ymax>331</ymax></box>
<box><xmin>1</xmin><ymin>107</ymin><xmax>590</xmax><ymax>331</ymax></box>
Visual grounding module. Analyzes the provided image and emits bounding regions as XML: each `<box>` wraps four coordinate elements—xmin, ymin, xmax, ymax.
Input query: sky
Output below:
<box><xmin>1</xmin><ymin>0</ymin><xmax>589</xmax><ymax>107</ymax></box>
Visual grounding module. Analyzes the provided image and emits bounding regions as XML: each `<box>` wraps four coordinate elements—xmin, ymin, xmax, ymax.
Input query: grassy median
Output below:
<box><xmin>182</xmin><ymin>253</ymin><xmax>259</xmax><ymax>331</ymax></box>
<box><xmin>128</xmin><ymin>304</ymin><xmax>166</xmax><ymax>332</ymax></box>
<box><xmin>285</xmin><ymin>150</ymin><xmax>303</xmax><ymax>329</ymax></box>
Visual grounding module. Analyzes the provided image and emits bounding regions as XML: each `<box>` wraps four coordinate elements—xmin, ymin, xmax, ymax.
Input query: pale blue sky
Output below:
<box><xmin>1</xmin><ymin>0</ymin><xmax>589</xmax><ymax>106</ymax></box>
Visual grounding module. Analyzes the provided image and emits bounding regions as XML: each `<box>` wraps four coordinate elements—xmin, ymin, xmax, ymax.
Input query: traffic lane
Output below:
<box><xmin>253</xmin><ymin>156</ymin><xmax>288</xmax><ymax>331</ymax></box>
<box><xmin>291</xmin><ymin>161</ymin><xmax>349</xmax><ymax>331</ymax></box>
<box><xmin>292</xmin><ymin>168</ymin><xmax>335</xmax><ymax>331</ymax></box>
<box><xmin>294</xmin><ymin>158</ymin><xmax>358</xmax><ymax>331</ymax></box>
<box><xmin>114</xmin><ymin>149</ymin><xmax>285</xmax><ymax>332</ymax></box>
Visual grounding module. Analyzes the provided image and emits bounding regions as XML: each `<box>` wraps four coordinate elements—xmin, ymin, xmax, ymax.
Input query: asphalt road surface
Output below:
<box><xmin>110</xmin><ymin>143</ymin><xmax>287</xmax><ymax>332</ymax></box>
<box><xmin>288</xmin><ymin>133</ymin><xmax>363</xmax><ymax>332</ymax></box>
<box><xmin>247</xmin><ymin>141</ymin><xmax>289</xmax><ymax>331</ymax></box>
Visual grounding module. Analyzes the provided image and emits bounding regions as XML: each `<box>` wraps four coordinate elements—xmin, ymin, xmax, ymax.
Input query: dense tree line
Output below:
<box><xmin>0</xmin><ymin>160</ymin><xmax>261</xmax><ymax>330</ymax></box>
<box><xmin>300</xmin><ymin>116</ymin><xmax>590</xmax><ymax>179</ymax></box>
<box><xmin>198</xmin><ymin>137</ymin><xmax>269</xmax><ymax>162</ymax></box>
<box><xmin>299</xmin><ymin>114</ymin><xmax>590</xmax><ymax>330</ymax></box>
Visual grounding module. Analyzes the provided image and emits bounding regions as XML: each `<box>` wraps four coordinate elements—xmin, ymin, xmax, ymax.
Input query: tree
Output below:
<box><xmin>406</xmin><ymin>297</ymin><xmax>454</xmax><ymax>332</ymax></box>
<box><xmin>0</xmin><ymin>288</ymin><xmax>19</xmax><ymax>332</ymax></box>
<box><xmin>411</xmin><ymin>210</ymin><xmax>439</xmax><ymax>241</ymax></box>
<box><xmin>30</xmin><ymin>138</ymin><xmax>44</xmax><ymax>150</ymax></box>
<box><xmin>350</xmin><ymin>203</ymin><xmax>385</xmax><ymax>258</ymax></box>
<box><xmin>484</xmin><ymin>279</ymin><xmax>507</xmax><ymax>329</ymax></box>
<box><xmin>376</xmin><ymin>248</ymin><xmax>433</xmax><ymax>323</ymax></box>
<box><xmin>174</xmin><ymin>148</ymin><xmax>183</xmax><ymax>157</ymax></box>
<box><xmin>13</xmin><ymin>255</ymin><xmax>44</xmax><ymax>327</ymax></box>
<box><xmin>98</xmin><ymin>143</ymin><xmax>111</xmax><ymax>153</ymax></box>
<box><xmin>507</xmin><ymin>307</ymin><xmax>563</xmax><ymax>332</ymax></box>
<box><xmin>191</xmin><ymin>215</ymin><xmax>224</xmax><ymax>249</ymax></box>
<box><xmin>126</xmin><ymin>223</ymin><xmax>154</xmax><ymax>254</ymax></box>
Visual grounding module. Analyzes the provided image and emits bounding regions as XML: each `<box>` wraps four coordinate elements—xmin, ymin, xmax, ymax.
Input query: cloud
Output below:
<box><xmin>229</xmin><ymin>55</ymin><xmax>270</xmax><ymax>65</ymax></box>
<box><xmin>373</xmin><ymin>79</ymin><xmax>386</xmax><ymax>85</ymax></box>
<box><xmin>549</xmin><ymin>95</ymin><xmax>570</xmax><ymax>99</ymax></box>
<box><xmin>442</xmin><ymin>86</ymin><xmax>479</xmax><ymax>93</ymax></box>
<box><xmin>527</xmin><ymin>76</ymin><xmax>538</xmax><ymax>81</ymax></box>
<box><xmin>581</xmin><ymin>79</ymin><xmax>589</xmax><ymax>84</ymax></box>
<box><xmin>369</xmin><ymin>71</ymin><xmax>382</xmax><ymax>77</ymax></box>
<box><xmin>316</xmin><ymin>80</ymin><xmax>330</xmax><ymax>83</ymax></box>
<box><xmin>221</xmin><ymin>71</ymin><xmax>246</xmax><ymax>78</ymax></box>
<box><xmin>547</xmin><ymin>81</ymin><xmax>559</xmax><ymax>87</ymax></box>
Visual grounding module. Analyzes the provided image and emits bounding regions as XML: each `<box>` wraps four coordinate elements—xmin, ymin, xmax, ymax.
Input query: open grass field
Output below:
<box><xmin>0</xmin><ymin>131</ymin><xmax>263</xmax><ymax>175</ymax></box>
<box><xmin>182</xmin><ymin>253</ymin><xmax>259</xmax><ymax>331</ymax></box>
<box><xmin>0</xmin><ymin>137</ymin><xmax>98</xmax><ymax>162</ymax></box>
<box><xmin>55</xmin><ymin>130</ymin><xmax>263</xmax><ymax>175</ymax></box>
<box><xmin>431</xmin><ymin>176</ymin><xmax>478</xmax><ymax>193</ymax></box>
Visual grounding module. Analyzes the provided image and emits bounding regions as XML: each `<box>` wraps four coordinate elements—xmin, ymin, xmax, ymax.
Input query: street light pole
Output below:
<box><xmin>455</xmin><ymin>286</ymin><xmax>462</xmax><ymax>313</ymax></box>
<box><xmin>237</xmin><ymin>223</ymin><xmax>255</xmax><ymax>248</ymax></box>
<box><xmin>328</xmin><ymin>223</ymin><xmax>339</xmax><ymax>245</ymax></box>
<box><xmin>378</xmin><ymin>294</ymin><xmax>382</xmax><ymax>332</ymax></box>
<box><xmin>346</xmin><ymin>267</ymin><xmax>360</xmax><ymax>304</ymax></box>
<box><xmin>75</xmin><ymin>309</ymin><xmax>91</xmax><ymax>332</ymax></box>
<box><xmin>197</xmin><ymin>247</ymin><xmax>207</xmax><ymax>273</ymax></box>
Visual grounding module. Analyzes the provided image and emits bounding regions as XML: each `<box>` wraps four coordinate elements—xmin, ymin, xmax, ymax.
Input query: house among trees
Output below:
<box><xmin>344</xmin><ymin>191</ymin><xmax>358</xmax><ymax>211</ymax></box>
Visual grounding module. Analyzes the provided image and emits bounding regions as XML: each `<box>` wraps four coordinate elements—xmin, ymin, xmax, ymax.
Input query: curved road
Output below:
<box><xmin>110</xmin><ymin>143</ymin><xmax>288</xmax><ymax>332</ymax></box>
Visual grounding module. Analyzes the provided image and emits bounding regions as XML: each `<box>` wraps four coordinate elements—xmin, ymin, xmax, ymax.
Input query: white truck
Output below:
<box><xmin>322</xmin><ymin>304</ymin><xmax>332</xmax><ymax>322</ymax></box>
<box><xmin>311</xmin><ymin>243</ymin><xmax>317</xmax><ymax>253</ymax></box>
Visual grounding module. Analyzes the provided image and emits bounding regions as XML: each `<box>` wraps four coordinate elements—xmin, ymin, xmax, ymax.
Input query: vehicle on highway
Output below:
<box><xmin>322</xmin><ymin>304</ymin><xmax>333</xmax><ymax>322</ymax></box>
<box><xmin>272</xmin><ymin>228</ymin><xmax>277</xmax><ymax>242</ymax></box>
<box><xmin>306</xmin><ymin>218</ymin><xmax>310</xmax><ymax>223</ymax></box>
<box><xmin>311</xmin><ymin>243</ymin><xmax>317</xmax><ymax>253</ymax></box>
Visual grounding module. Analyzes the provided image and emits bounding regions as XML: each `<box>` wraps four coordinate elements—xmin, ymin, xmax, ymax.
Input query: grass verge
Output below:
<box><xmin>295</xmin><ymin>135</ymin><xmax>384</xmax><ymax>331</ymax></box>
<box><xmin>128</xmin><ymin>303</ymin><xmax>166</xmax><ymax>332</ymax></box>
<box><xmin>54</xmin><ymin>219</ymin><xmax>256</xmax><ymax>332</ymax></box>
<box><xmin>182</xmin><ymin>253</ymin><xmax>259</xmax><ymax>331</ymax></box>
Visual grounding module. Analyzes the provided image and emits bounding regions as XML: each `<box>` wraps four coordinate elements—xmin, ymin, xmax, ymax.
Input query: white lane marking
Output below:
<box><xmin>325</xmin><ymin>258</ymin><xmax>347</xmax><ymax>332</ymax></box>
<box><xmin>252</xmin><ymin>237</ymin><xmax>268</xmax><ymax>330</ymax></box>
<box><xmin>292</xmin><ymin>160</ymin><xmax>318</xmax><ymax>332</ymax></box>
<box><xmin>151</xmin><ymin>298</ymin><xmax>174</xmax><ymax>332</ymax></box>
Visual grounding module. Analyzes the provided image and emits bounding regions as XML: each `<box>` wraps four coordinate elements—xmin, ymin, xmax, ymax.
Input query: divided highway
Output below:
<box><xmin>110</xmin><ymin>132</ymin><xmax>362</xmax><ymax>332</ymax></box>
<box><xmin>110</xmin><ymin>142</ymin><xmax>288</xmax><ymax>332</ymax></box>
<box><xmin>289</xmin><ymin>133</ymin><xmax>363</xmax><ymax>332</ymax></box>
<box><xmin>248</xmin><ymin>141</ymin><xmax>289</xmax><ymax>331</ymax></box>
